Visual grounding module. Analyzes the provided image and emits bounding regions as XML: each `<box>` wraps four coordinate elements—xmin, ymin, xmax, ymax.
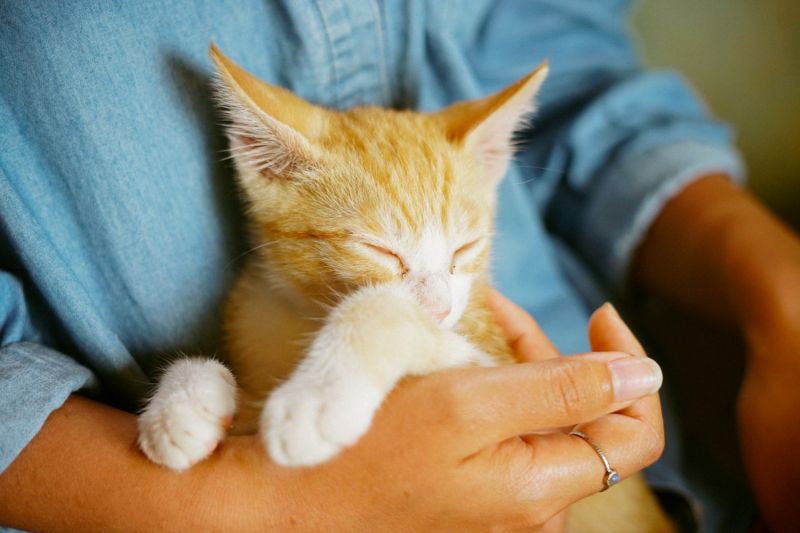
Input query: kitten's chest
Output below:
<box><xmin>457</xmin><ymin>282</ymin><xmax>516</xmax><ymax>365</ymax></box>
<box><xmin>223</xmin><ymin>264</ymin><xmax>322</xmax><ymax>432</ymax></box>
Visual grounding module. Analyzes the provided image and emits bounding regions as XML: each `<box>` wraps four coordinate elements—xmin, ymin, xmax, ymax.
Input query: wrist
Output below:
<box><xmin>192</xmin><ymin>435</ymin><xmax>293</xmax><ymax>531</ymax></box>
<box><xmin>200</xmin><ymin>435</ymin><xmax>360</xmax><ymax>531</ymax></box>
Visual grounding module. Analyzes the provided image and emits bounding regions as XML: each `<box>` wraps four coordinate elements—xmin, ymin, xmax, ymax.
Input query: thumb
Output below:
<box><xmin>436</xmin><ymin>351</ymin><xmax>663</xmax><ymax>451</ymax></box>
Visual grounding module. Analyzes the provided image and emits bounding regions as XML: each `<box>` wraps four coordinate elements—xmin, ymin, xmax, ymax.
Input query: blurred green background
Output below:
<box><xmin>634</xmin><ymin>0</ymin><xmax>800</xmax><ymax>229</ymax></box>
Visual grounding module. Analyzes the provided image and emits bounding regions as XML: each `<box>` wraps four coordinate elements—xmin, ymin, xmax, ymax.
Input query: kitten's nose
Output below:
<box><xmin>431</xmin><ymin>307</ymin><xmax>451</xmax><ymax>322</ymax></box>
<box><xmin>412</xmin><ymin>273</ymin><xmax>451</xmax><ymax>323</ymax></box>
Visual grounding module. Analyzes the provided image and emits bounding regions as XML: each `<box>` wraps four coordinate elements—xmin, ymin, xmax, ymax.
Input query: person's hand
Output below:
<box><xmin>737</xmin><ymin>267</ymin><xmax>800</xmax><ymax>531</ymax></box>
<box><xmin>219</xmin><ymin>296</ymin><xmax>664</xmax><ymax>531</ymax></box>
<box><xmin>487</xmin><ymin>290</ymin><xmax>667</xmax><ymax>532</ymax></box>
<box><xmin>0</xmin><ymin>298</ymin><xmax>663</xmax><ymax>532</ymax></box>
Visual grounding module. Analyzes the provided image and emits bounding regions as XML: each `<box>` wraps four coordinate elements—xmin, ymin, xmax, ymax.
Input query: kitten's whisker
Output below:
<box><xmin>514</xmin><ymin>164</ymin><xmax>567</xmax><ymax>173</ymax></box>
<box><xmin>225</xmin><ymin>241</ymin><xmax>277</xmax><ymax>270</ymax></box>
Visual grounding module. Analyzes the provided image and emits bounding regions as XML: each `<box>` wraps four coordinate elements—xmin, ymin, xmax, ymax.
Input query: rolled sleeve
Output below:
<box><xmin>0</xmin><ymin>342</ymin><xmax>95</xmax><ymax>472</ymax></box>
<box><xmin>577</xmin><ymin>140</ymin><xmax>745</xmax><ymax>286</ymax></box>
<box><xmin>0</xmin><ymin>272</ymin><xmax>97</xmax><ymax>473</ymax></box>
<box><xmin>536</xmin><ymin>71</ymin><xmax>746</xmax><ymax>290</ymax></box>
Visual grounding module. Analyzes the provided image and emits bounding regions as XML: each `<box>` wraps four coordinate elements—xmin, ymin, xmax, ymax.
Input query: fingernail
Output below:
<box><xmin>608</xmin><ymin>357</ymin><xmax>663</xmax><ymax>402</ymax></box>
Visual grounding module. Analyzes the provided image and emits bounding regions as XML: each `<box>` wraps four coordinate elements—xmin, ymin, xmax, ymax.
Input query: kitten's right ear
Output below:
<box><xmin>210</xmin><ymin>43</ymin><xmax>325</xmax><ymax>178</ymax></box>
<box><xmin>436</xmin><ymin>63</ymin><xmax>548</xmax><ymax>184</ymax></box>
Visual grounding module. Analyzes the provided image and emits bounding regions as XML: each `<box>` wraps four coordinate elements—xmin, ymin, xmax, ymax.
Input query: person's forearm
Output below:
<box><xmin>634</xmin><ymin>174</ymin><xmax>800</xmax><ymax>338</ymax></box>
<box><xmin>635</xmin><ymin>174</ymin><xmax>800</xmax><ymax>531</ymax></box>
<box><xmin>0</xmin><ymin>395</ymin><xmax>260</xmax><ymax>531</ymax></box>
<box><xmin>0</xmin><ymin>319</ymin><xmax>667</xmax><ymax>532</ymax></box>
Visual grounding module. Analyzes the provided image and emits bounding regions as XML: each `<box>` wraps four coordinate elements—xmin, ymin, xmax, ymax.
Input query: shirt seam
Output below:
<box><xmin>366</xmin><ymin>0</ymin><xmax>390</xmax><ymax>104</ymax></box>
<box><xmin>311</xmin><ymin>0</ymin><xmax>342</xmax><ymax>107</ymax></box>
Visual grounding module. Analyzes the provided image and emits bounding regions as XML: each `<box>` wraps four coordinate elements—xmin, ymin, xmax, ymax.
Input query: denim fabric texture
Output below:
<box><xmin>1</xmin><ymin>1</ymin><xmax>746</xmax><ymax>530</ymax></box>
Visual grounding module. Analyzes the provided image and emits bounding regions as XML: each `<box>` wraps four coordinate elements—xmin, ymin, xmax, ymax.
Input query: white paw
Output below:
<box><xmin>138</xmin><ymin>358</ymin><xmax>237</xmax><ymax>471</ymax></box>
<box><xmin>436</xmin><ymin>329</ymin><xmax>494</xmax><ymax>369</ymax></box>
<box><xmin>262</xmin><ymin>374</ymin><xmax>383</xmax><ymax>467</ymax></box>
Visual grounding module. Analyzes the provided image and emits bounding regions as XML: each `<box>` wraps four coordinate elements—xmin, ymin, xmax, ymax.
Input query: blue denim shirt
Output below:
<box><xmin>1</xmin><ymin>0</ymin><xmax>744</xmax><ymax>524</ymax></box>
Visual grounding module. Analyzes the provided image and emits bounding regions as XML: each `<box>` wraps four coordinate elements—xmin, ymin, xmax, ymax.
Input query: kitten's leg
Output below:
<box><xmin>262</xmin><ymin>285</ymin><xmax>483</xmax><ymax>467</ymax></box>
<box><xmin>138</xmin><ymin>358</ymin><xmax>237</xmax><ymax>470</ymax></box>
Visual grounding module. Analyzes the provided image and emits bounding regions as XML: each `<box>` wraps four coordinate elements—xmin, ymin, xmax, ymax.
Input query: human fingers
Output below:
<box><xmin>516</xmin><ymin>301</ymin><xmax>664</xmax><ymax>507</ymax></box>
<box><xmin>580</xmin><ymin>302</ymin><xmax>664</xmax><ymax>506</ymax></box>
<box><xmin>451</xmin><ymin>393</ymin><xmax>665</xmax><ymax>526</ymax></box>
<box><xmin>587</xmin><ymin>303</ymin><xmax>663</xmax><ymax>425</ymax></box>
<box><xmin>509</xmin><ymin>408</ymin><xmax>665</xmax><ymax>507</ymax></box>
<box><xmin>588</xmin><ymin>303</ymin><xmax>645</xmax><ymax>356</ymax></box>
<box><xmin>528</xmin><ymin>307</ymin><xmax>661</xmax><ymax>508</ymax></box>
<box><xmin>424</xmin><ymin>351</ymin><xmax>662</xmax><ymax>452</ymax></box>
<box><xmin>487</xmin><ymin>287</ymin><xmax>560</xmax><ymax>362</ymax></box>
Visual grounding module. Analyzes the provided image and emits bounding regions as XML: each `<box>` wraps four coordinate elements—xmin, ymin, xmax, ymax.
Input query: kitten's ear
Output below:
<box><xmin>210</xmin><ymin>43</ymin><xmax>325</xmax><ymax>178</ymax></box>
<box><xmin>437</xmin><ymin>62</ymin><xmax>548</xmax><ymax>183</ymax></box>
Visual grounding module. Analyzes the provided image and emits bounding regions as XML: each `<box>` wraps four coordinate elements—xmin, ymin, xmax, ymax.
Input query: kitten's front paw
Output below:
<box><xmin>138</xmin><ymin>358</ymin><xmax>237</xmax><ymax>471</ymax></box>
<box><xmin>262</xmin><ymin>375</ymin><xmax>383</xmax><ymax>467</ymax></box>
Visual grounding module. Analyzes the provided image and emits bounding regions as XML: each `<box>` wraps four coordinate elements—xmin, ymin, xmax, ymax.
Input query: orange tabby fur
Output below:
<box><xmin>211</xmin><ymin>44</ymin><xmax>673</xmax><ymax>533</ymax></box>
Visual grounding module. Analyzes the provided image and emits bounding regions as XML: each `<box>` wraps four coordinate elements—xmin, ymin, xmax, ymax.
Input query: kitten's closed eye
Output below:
<box><xmin>360</xmin><ymin>242</ymin><xmax>409</xmax><ymax>277</ymax></box>
<box><xmin>451</xmin><ymin>238</ymin><xmax>485</xmax><ymax>273</ymax></box>
<box><xmin>358</xmin><ymin>237</ymin><xmax>485</xmax><ymax>277</ymax></box>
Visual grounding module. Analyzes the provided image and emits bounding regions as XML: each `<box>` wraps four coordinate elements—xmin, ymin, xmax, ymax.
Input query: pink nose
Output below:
<box><xmin>431</xmin><ymin>307</ymin><xmax>451</xmax><ymax>322</ymax></box>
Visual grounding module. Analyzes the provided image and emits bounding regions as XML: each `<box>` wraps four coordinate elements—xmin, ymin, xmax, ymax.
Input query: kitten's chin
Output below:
<box><xmin>439</xmin><ymin>314</ymin><xmax>457</xmax><ymax>330</ymax></box>
<box><xmin>439</xmin><ymin>310</ymin><xmax>464</xmax><ymax>330</ymax></box>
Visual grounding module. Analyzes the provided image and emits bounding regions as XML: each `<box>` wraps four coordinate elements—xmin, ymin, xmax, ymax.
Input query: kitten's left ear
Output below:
<box><xmin>210</xmin><ymin>43</ymin><xmax>325</xmax><ymax>178</ymax></box>
<box><xmin>437</xmin><ymin>62</ymin><xmax>548</xmax><ymax>183</ymax></box>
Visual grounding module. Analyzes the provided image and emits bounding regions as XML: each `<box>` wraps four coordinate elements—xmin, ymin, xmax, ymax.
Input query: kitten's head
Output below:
<box><xmin>211</xmin><ymin>44</ymin><xmax>546</xmax><ymax>328</ymax></box>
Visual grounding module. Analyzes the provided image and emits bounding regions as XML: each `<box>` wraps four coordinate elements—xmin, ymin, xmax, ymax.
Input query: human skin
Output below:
<box><xmin>0</xmin><ymin>302</ymin><xmax>663</xmax><ymax>531</ymax></box>
<box><xmin>634</xmin><ymin>173</ymin><xmax>800</xmax><ymax>531</ymax></box>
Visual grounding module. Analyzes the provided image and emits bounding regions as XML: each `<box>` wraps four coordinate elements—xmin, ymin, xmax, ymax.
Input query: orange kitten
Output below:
<box><xmin>137</xmin><ymin>44</ymin><xmax>673</xmax><ymax>532</ymax></box>
<box><xmin>214</xmin><ymin>42</ymin><xmax>535</xmax><ymax>464</ymax></box>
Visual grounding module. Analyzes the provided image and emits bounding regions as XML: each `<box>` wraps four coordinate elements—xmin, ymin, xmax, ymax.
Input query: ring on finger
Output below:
<box><xmin>569</xmin><ymin>430</ymin><xmax>620</xmax><ymax>492</ymax></box>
